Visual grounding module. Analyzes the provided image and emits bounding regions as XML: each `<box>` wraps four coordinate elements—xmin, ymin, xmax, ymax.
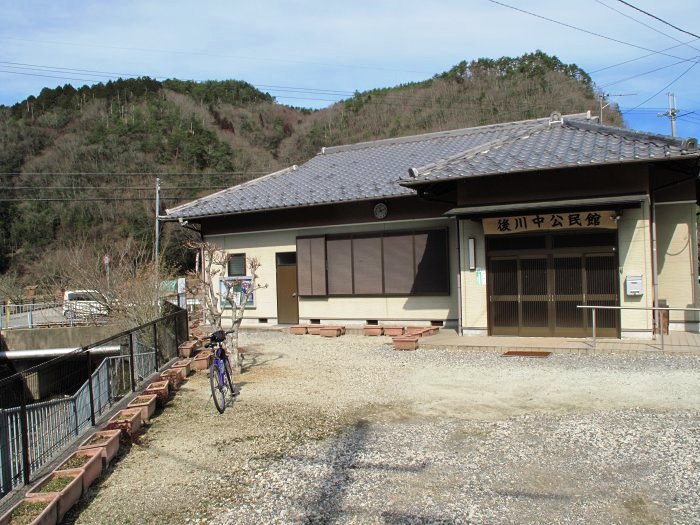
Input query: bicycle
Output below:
<box><xmin>205</xmin><ymin>329</ymin><xmax>238</xmax><ymax>413</ymax></box>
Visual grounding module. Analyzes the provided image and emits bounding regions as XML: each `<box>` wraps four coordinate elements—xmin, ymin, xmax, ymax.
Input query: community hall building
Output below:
<box><xmin>166</xmin><ymin>112</ymin><xmax>700</xmax><ymax>339</ymax></box>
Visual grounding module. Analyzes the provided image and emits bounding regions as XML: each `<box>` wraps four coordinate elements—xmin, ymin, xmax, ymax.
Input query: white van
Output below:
<box><xmin>62</xmin><ymin>290</ymin><xmax>109</xmax><ymax>319</ymax></box>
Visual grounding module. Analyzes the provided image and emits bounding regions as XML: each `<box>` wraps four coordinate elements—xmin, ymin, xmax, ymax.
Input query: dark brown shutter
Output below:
<box><xmin>413</xmin><ymin>229</ymin><xmax>449</xmax><ymax>294</ymax></box>
<box><xmin>310</xmin><ymin>237</ymin><xmax>327</xmax><ymax>295</ymax></box>
<box><xmin>296</xmin><ymin>238</ymin><xmax>312</xmax><ymax>295</ymax></box>
<box><xmin>327</xmin><ymin>238</ymin><xmax>353</xmax><ymax>295</ymax></box>
<box><xmin>352</xmin><ymin>236</ymin><xmax>383</xmax><ymax>294</ymax></box>
<box><xmin>383</xmin><ymin>234</ymin><xmax>414</xmax><ymax>294</ymax></box>
<box><xmin>296</xmin><ymin>236</ymin><xmax>327</xmax><ymax>296</ymax></box>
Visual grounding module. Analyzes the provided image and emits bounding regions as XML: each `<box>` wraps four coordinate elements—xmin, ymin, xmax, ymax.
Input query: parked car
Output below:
<box><xmin>62</xmin><ymin>290</ymin><xmax>109</xmax><ymax>320</ymax></box>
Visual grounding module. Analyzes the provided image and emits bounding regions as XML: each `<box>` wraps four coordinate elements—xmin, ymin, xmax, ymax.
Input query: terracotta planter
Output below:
<box><xmin>382</xmin><ymin>326</ymin><xmax>405</xmax><ymax>337</ymax></box>
<box><xmin>104</xmin><ymin>408</ymin><xmax>142</xmax><ymax>437</ymax></box>
<box><xmin>172</xmin><ymin>358</ymin><xmax>193</xmax><ymax>377</ymax></box>
<box><xmin>78</xmin><ymin>429</ymin><xmax>121</xmax><ymax>465</ymax></box>
<box><xmin>193</xmin><ymin>350</ymin><xmax>213</xmax><ymax>370</ymax></box>
<box><xmin>27</xmin><ymin>469</ymin><xmax>83</xmax><ymax>522</ymax></box>
<box><xmin>319</xmin><ymin>326</ymin><xmax>343</xmax><ymax>337</ymax></box>
<box><xmin>405</xmin><ymin>327</ymin><xmax>428</xmax><ymax>336</ymax></box>
<box><xmin>289</xmin><ymin>325</ymin><xmax>307</xmax><ymax>335</ymax></box>
<box><xmin>306</xmin><ymin>325</ymin><xmax>322</xmax><ymax>335</ymax></box>
<box><xmin>55</xmin><ymin>448</ymin><xmax>103</xmax><ymax>492</ymax></box>
<box><xmin>392</xmin><ymin>336</ymin><xmax>419</xmax><ymax>351</ymax></box>
<box><xmin>178</xmin><ymin>341</ymin><xmax>197</xmax><ymax>358</ymax></box>
<box><xmin>0</xmin><ymin>494</ymin><xmax>58</xmax><ymax>525</ymax></box>
<box><xmin>168</xmin><ymin>363</ymin><xmax>188</xmax><ymax>381</ymax></box>
<box><xmin>128</xmin><ymin>394</ymin><xmax>157</xmax><ymax>423</ymax></box>
<box><xmin>363</xmin><ymin>326</ymin><xmax>384</xmax><ymax>336</ymax></box>
<box><xmin>160</xmin><ymin>369</ymin><xmax>183</xmax><ymax>391</ymax></box>
<box><xmin>144</xmin><ymin>380</ymin><xmax>170</xmax><ymax>406</ymax></box>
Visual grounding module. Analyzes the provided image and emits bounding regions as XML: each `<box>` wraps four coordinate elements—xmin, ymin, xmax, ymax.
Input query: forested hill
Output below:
<box><xmin>0</xmin><ymin>51</ymin><xmax>622</xmax><ymax>283</ymax></box>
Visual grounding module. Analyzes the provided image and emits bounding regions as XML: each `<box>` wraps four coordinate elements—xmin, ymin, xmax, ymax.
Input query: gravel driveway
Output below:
<box><xmin>68</xmin><ymin>332</ymin><xmax>699</xmax><ymax>525</ymax></box>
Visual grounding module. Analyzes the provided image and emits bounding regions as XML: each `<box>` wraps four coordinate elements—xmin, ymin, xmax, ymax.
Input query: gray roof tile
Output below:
<box><xmin>166</xmin><ymin>114</ymin><xmax>698</xmax><ymax>219</ymax></box>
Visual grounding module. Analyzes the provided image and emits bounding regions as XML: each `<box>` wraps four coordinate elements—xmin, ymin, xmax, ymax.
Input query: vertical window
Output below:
<box><xmin>227</xmin><ymin>253</ymin><xmax>246</xmax><ymax>276</ymax></box>
<box><xmin>297</xmin><ymin>237</ymin><xmax>327</xmax><ymax>296</ymax></box>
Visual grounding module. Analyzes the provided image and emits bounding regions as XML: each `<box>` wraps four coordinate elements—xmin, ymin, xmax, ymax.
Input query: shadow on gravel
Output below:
<box><xmin>301</xmin><ymin>419</ymin><xmax>429</xmax><ymax>523</ymax></box>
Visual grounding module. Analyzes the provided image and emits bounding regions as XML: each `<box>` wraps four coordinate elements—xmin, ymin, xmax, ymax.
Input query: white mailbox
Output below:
<box><xmin>625</xmin><ymin>275</ymin><xmax>643</xmax><ymax>296</ymax></box>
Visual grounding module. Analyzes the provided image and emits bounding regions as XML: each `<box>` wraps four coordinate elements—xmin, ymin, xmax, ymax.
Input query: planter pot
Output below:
<box><xmin>319</xmin><ymin>326</ymin><xmax>343</xmax><ymax>337</ymax></box>
<box><xmin>27</xmin><ymin>469</ymin><xmax>83</xmax><ymax>522</ymax></box>
<box><xmin>144</xmin><ymin>381</ymin><xmax>170</xmax><ymax>406</ymax></box>
<box><xmin>289</xmin><ymin>325</ymin><xmax>307</xmax><ymax>335</ymax></box>
<box><xmin>382</xmin><ymin>326</ymin><xmax>405</xmax><ymax>337</ymax></box>
<box><xmin>168</xmin><ymin>364</ymin><xmax>188</xmax><ymax>381</ymax></box>
<box><xmin>306</xmin><ymin>326</ymin><xmax>322</xmax><ymax>335</ymax></box>
<box><xmin>104</xmin><ymin>408</ymin><xmax>142</xmax><ymax>437</ymax></box>
<box><xmin>55</xmin><ymin>448</ymin><xmax>103</xmax><ymax>492</ymax></box>
<box><xmin>178</xmin><ymin>341</ymin><xmax>197</xmax><ymax>358</ymax></box>
<box><xmin>128</xmin><ymin>394</ymin><xmax>158</xmax><ymax>423</ymax></box>
<box><xmin>363</xmin><ymin>326</ymin><xmax>384</xmax><ymax>336</ymax></box>
<box><xmin>0</xmin><ymin>494</ymin><xmax>58</xmax><ymax>525</ymax></box>
<box><xmin>78</xmin><ymin>429</ymin><xmax>121</xmax><ymax>465</ymax></box>
<box><xmin>392</xmin><ymin>336</ymin><xmax>419</xmax><ymax>351</ymax></box>
<box><xmin>160</xmin><ymin>370</ymin><xmax>183</xmax><ymax>391</ymax></box>
<box><xmin>193</xmin><ymin>350</ymin><xmax>213</xmax><ymax>370</ymax></box>
<box><xmin>172</xmin><ymin>358</ymin><xmax>193</xmax><ymax>377</ymax></box>
<box><xmin>405</xmin><ymin>327</ymin><xmax>428</xmax><ymax>336</ymax></box>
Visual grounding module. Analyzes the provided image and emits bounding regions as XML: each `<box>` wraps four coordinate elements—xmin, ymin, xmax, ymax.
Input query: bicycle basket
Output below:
<box><xmin>210</xmin><ymin>330</ymin><xmax>226</xmax><ymax>342</ymax></box>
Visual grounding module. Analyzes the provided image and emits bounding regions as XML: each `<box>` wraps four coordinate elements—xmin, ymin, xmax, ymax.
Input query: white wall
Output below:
<box><xmin>459</xmin><ymin>220</ymin><xmax>487</xmax><ymax>335</ymax></box>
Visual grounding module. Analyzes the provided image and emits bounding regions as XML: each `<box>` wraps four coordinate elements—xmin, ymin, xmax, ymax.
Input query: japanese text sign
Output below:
<box><xmin>482</xmin><ymin>210</ymin><xmax>617</xmax><ymax>235</ymax></box>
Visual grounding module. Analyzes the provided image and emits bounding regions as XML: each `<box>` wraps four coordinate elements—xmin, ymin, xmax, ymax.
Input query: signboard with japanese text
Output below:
<box><xmin>482</xmin><ymin>210</ymin><xmax>617</xmax><ymax>235</ymax></box>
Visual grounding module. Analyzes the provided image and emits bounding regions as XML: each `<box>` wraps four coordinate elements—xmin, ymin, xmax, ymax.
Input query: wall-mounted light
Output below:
<box><xmin>468</xmin><ymin>237</ymin><xmax>476</xmax><ymax>271</ymax></box>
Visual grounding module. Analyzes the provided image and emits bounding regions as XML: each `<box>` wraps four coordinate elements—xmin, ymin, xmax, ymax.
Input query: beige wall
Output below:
<box><xmin>617</xmin><ymin>205</ymin><xmax>654</xmax><ymax>336</ymax></box>
<box><xmin>459</xmin><ymin>220</ymin><xmax>487</xmax><ymax>335</ymax></box>
<box><xmin>204</xmin><ymin>217</ymin><xmax>457</xmax><ymax>326</ymax></box>
<box><xmin>655</xmin><ymin>201</ymin><xmax>699</xmax><ymax>328</ymax></box>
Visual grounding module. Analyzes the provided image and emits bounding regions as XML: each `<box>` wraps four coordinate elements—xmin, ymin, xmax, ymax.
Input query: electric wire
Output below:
<box><xmin>621</xmin><ymin>60</ymin><xmax>699</xmax><ymax>114</ymax></box>
<box><xmin>614</xmin><ymin>0</ymin><xmax>700</xmax><ymax>40</ymax></box>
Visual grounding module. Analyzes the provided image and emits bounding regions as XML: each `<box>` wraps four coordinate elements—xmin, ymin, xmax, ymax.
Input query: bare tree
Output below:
<box><xmin>186</xmin><ymin>240</ymin><xmax>267</xmax><ymax>371</ymax></box>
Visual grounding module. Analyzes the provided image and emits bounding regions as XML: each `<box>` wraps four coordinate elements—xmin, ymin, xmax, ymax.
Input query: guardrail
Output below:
<box><xmin>0</xmin><ymin>305</ymin><xmax>188</xmax><ymax>497</ymax></box>
<box><xmin>576</xmin><ymin>305</ymin><xmax>700</xmax><ymax>350</ymax></box>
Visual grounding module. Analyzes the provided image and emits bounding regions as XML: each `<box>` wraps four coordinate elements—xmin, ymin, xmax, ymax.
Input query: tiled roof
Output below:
<box><xmin>165</xmin><ymin>114</ymin><xmax>699</xmax><ymax>219</ymax></box>
<box><xmin>402</xmin><ymin>117</ymin><xmax>699</xmax><ymax>186</ymax></box>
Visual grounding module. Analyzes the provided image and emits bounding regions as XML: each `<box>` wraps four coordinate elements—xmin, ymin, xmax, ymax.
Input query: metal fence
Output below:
<box><xmin>0</xmin><ymin>305</ymin><xmax>187</xmax><ymax>497</ymax></box>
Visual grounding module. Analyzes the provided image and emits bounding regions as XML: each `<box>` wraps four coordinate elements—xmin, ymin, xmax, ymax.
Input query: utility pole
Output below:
<box><xmin>154</xmin><ymin>177</ymin><xmax>161</xmax><ymax>311</ymax></box>
<box><xmin>599</xmin><ymin>93</ymin><xmax>636</xmax><ymax>124</ymax></box>
<box><xmin>658</xmin><ymin>92</ymin><xmax>678</xmax><ymax>137</ymax></box>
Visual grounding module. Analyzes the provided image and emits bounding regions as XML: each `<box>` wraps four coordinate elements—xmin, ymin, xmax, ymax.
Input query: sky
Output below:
<box><xmin>1</xmin><ymin>0</ymin><xmax>699</xmax><ymax>139</ymax></box>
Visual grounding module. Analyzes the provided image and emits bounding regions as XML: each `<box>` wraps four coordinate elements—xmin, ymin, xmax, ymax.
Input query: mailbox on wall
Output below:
<box><xmin>625</xmin><ymin>275</ymin><xmax>643</xmax><ymax>296</ymax></box>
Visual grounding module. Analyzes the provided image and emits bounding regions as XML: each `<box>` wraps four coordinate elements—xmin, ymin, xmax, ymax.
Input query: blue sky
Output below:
<box><xmin>1</xmin><ymin>0</ymin><xmax>699</xmax><ymax>138</ymax></box>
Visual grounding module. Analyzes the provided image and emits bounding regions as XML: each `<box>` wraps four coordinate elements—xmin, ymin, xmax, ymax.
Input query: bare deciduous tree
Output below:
<box><xmin>185</xmin><ymin>240</ymin><xmax>267</xmax><ymax>371</ymax></box>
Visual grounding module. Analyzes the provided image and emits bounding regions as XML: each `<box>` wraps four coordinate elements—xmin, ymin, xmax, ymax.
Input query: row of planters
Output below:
<box><xmin>0</xmin><ymin>358</ymin><xmax>198</xmax><ymax>525</ymax></box>
<box><xmin>289</xmin><ymin>324</ymin><xmax>440</xmax><ymax>350</ymax></box>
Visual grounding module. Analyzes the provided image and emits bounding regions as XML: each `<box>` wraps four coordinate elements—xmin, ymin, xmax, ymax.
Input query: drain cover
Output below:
<box><xmin>501</xmin><ymin>350</ymin><xmax>551</xmax><ymax>358</ymax></box>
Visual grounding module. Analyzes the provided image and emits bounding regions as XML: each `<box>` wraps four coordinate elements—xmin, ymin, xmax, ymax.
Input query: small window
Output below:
<box><xmin>228</xmin><ymin>254</ymin><xmax>246</xmax><ymax>276</ymax></box>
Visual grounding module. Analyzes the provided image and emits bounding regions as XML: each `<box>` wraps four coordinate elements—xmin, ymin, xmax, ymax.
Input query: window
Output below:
<box><xmin>227</xmin><ymin>253</ymin><xmax>246</xmax><ymax>276</ymax></box>
<box><xmin>296</xmin><ymin>228</ymin><xmax>449</xmax><ymax>297</ymax></box>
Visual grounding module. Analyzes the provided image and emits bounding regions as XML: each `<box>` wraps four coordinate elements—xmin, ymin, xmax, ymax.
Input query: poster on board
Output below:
<box><xmin>220</xmin><ymin>276</ymin><xmax>255</xmax><ymax>309</ymax></box>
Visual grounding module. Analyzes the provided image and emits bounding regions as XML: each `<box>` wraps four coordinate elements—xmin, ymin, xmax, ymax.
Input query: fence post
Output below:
<box><xmin>86</xmin><ymin>350</ymin><xmax>96</xmax><ymax>426</ymax></box>
<box><xmin>19</xmin><ymin>380</ymin><xmax>31</xmax><ymax>485</ymax></box>
<box><xmin>0</xmin><ymin>409</ymin><xmax>13</xmax><ymax>496</ymax></box>
<box><xmin>153</xmin><ymin>323</ymin><xmax>160</xmax><ymax>372</ymax></box>
<box><xmin>128</xmin><ymin>333</ymin><xmax>137</xmax><ymax>393</ymax></box>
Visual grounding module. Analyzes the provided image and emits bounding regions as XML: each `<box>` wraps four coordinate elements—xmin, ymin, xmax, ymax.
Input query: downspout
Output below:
<box><xmin>454</xmin><ymin>217</ymin><xmax>463</xmax><ymax>336</ymax></box>
<box><xmin>650</xmin><ymin>195</ymin><xmax>660</xmax><ymax>337</ymax></box>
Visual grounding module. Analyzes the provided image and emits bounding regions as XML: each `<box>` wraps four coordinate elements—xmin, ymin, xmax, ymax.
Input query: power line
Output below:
<box><xmin>622</xmin><ymin>60</ymin><xmax>699</xmax><ymax>114</ymax></box>
<box><xmin>593</xmin><ymin>0</ymin><xmax>700</xmax><ymax>52</ymax></box>
<box><xmin>486</xmin><ymin>0</ymin><xmax>700</xmax><ymax>64</ymax></box>
<box><xmin>600</xmin><ymin>57</ymin><xmax>696</xmax><ymax>88</ymax></box>
<box><xmin>615</xmin><ymin>0</ymin><xmax>700</xmax><ymax>40</ymax></box>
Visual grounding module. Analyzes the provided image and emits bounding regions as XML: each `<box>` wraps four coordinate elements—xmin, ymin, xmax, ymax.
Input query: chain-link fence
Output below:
<box><xmin>0</xmin><ymin>306</ymin><xmax>187</xmax><ymax>497</ymax></box>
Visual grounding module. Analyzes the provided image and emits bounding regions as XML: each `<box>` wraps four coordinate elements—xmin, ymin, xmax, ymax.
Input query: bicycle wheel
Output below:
<box><xmin>223</xmin><ymin>356</ymin><xmax>236</xmax><ymax>398</ymax></box>
<box><xmin>209</xmin><ymin>360</ymin><xmax>227</xmax><ymax>414</ymax></box>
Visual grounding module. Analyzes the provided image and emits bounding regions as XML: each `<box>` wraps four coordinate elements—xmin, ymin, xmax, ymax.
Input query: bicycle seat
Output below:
<box><xmin>210</xmin><ymin>330</ymin><xmax>226</xmax><ymax>342</ymax></box>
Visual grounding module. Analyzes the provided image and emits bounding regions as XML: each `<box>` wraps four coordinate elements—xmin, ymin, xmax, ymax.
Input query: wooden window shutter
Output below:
<box><xmin>383</xmin><ymin>234</ymin><xmax>414</xmax><ymax>294</ymax></box>
<box><xmin>296</xmin><ymin>237</ymin><xmax>326</xmax><ymax>295</ymax></box>
<box><xmin>352</xmin><ymin>236</ymin><xmax>383</xmax><ymax>294</ymax></box>
<box><xmin>327</xmin><ymin>238</ymin><xmax>353</xmax><ymax>295</ymax></box>
<box><xmin>413</xmin><ymin>229</ymin><xmax>449</xmax><ymax>294</ymax></box>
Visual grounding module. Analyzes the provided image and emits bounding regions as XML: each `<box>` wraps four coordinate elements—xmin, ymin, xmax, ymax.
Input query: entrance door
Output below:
<box><xmin>488</xmin><ymin>249</ymin><xmax>619</xmax><ymax>337</ymax></box>
<box><xmin>276</xmin><ymin>253</ymin><xmax>298</xmax><ymax>324</ymax></box>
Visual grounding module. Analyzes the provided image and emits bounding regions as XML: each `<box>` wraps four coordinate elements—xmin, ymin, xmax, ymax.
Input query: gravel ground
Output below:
<box><xmin>67</xmin><ymin>332</ymin><xmax>699</xmax><ymax>525</ymax></box>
